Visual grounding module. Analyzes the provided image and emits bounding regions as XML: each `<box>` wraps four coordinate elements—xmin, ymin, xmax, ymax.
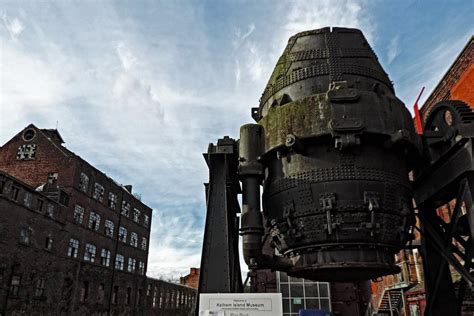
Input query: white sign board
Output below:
<box><xmin>199</xmin><ymin>293</ymin><xmax>283</xmax><ymax>316</ymax></box>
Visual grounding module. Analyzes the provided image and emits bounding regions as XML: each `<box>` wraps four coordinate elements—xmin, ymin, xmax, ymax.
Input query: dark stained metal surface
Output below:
<box><xmin>197</xmin><ymin>137</ymin><xmax>242</xmax><ymax>298</ymax></box>
<box><xmin>255</xmin><ymin>27</ymin><xmax>418</xmax><ymax>281</ymax></box>
<box><xmin>414</xmin><ymin>100</ymin><xmax>474</xmax><ymax>316</ymax></box>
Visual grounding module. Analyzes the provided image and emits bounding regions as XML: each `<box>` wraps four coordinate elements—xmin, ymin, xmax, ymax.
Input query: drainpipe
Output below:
<box><xmin>108</xmin><ymin>190</ymin><xmax>124</xmax><ymax>315</ymax></box>
<box><xmin>239</xmin><ymin>124</ymin><xmax>292</xmax><ymax>271</ymax></box>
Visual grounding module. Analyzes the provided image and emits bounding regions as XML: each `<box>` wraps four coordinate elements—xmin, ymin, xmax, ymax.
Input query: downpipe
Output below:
<box><xmin>239</xmin><ymin>124</ymin><xmax>293</xmax><ymax>271</ymax></box>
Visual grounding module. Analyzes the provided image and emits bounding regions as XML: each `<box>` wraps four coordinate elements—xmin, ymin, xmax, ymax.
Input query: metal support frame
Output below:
<box><xmin>195</xmin><ymin>137</ymin><xmax>243</xmax><ymax>314</ymax></box>
<box><xmin>416</xmin><ymin>178</ymin><xmax>474</xmax><ymax>315</ymax></box>
<box><xmin>414</xmin><ymin>117</ymin><xmax>474</xmax><ymax>315</ymax></box>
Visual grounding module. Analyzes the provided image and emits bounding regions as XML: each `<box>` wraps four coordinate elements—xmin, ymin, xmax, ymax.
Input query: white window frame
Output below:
<box><xmin>121</xmin><ymin>201</ymin><xmax>130</xmax><ymax>217</ymax></box>
<box><xmin>93</xmin><ymin>183</ymin><xmax>104</xmax><ymax>202</ymax></box>
<box><xmin>68</xmin><ymin>238</ymin><xmax>79</xmax><ymax>258</ymax></box>
<box><xmin>133</xmin><ymin>208</ymin><xmax>140</xmax><ymax>223</ymax></box>
<box><xmin>84</xmin><ymin>243</ymin><xmax>96</xmax><ymax>262</ymax></box>
<box><xmin>79</xmin><ymin>173</ymin><xmax>89</xmax><ymax>193</ymax></box>
<box><xmin>101</xmin><ymin>249</ymin><xmax>111</xmax><ymax>267</ymax></box>
<box><xmin>16</xmin><ymin>144</ymin><xmax>37</xmax><ymax>160</ymax></box>
<box><xmin>130</xmin><ymin>232</ymin><xmax>138</xmax><ymax>247</ymax></box>
<box><xmin>105</xmin><ymin>219</ymin><xmax>114</xmax><ymax>237</ymax></box>
<box><xmin>138</xmin><ymin>261</ymin><xmax>145</xmax><ymax>275</ymax></box>
<box><xmin>119</xmin><ymin>226</ymin><xmax>127</xmax><ymax>242</ymax></box>
<box><xmin>108</xmin><ymin>192</ymin><xmax>117</xmax><ymax>209</ymax></box>
<box><xmin>128</xmin><ymin>258</ymin><xmax>136</xmax><ymax>273</ymax></box>
<box><xmin>74</xmin><ymin>205</ymin><xmax>85</xmax><ymax>224</ymax></box>
<box><xmin>88</xmin><ymin>211</ymin><xmax>101</xmax><ymax>231</ymax></box>
<box><xmin>115</xmin><ymin>254</ymin><xmax>124</xmax><ymax>270</ymax></box>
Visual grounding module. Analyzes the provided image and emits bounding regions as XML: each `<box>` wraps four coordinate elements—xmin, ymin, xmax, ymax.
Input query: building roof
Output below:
<box><xmin>4</xmin><ymin>124</ymin><xmax>151</xmax><ymax>210</ymax></box>
<box><xmin>40</xmin><ymin>128</ymin><xmax>65</xmax><ymax>144</ymax></box>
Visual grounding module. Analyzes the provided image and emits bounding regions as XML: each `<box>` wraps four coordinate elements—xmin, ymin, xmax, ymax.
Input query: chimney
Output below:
<box><xmin>124</xmin><ymin>185</ymin><xmax>132</xmax><ymax>193</ymax></box>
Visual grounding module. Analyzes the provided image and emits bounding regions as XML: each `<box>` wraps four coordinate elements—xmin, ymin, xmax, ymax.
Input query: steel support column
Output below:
<box><xmin>195</xmin><ymin>137</ymin><xmax>243</xmax><ymax>314</ymax></box>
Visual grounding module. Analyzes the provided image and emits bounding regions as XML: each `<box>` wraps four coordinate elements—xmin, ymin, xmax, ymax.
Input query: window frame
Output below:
<box><xmin>67</xmin><ymin>238</ymin><xmax>80</xmax><ymax>258</ymax></box>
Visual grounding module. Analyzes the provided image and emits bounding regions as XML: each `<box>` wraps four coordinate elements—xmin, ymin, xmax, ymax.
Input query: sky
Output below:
<box><xmin>0</xmin><ymin>0</ymin><xmax>473</xmax><ymax>281</ymax></box>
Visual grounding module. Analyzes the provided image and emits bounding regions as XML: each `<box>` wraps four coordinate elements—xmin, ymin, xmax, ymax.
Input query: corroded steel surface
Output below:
<box><xmin>256</xmin><ymin>27</ymin><xmax>419</xmax><ymax>281</ymax></box>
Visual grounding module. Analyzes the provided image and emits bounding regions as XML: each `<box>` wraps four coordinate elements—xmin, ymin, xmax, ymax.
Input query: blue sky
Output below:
<box><xmin>1</xmin><ymin>0</ymin><xmax>472</xmax><ymax>280</ymax></box>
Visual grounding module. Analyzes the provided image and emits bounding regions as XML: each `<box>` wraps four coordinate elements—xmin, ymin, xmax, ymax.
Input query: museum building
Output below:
<box><xmin>0</xmin><ymin>124</ymin><xmax>195</xmax><ymax>315</ymax></box>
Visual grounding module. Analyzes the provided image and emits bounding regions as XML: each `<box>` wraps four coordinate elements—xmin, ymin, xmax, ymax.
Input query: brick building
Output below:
<box><xmin>371</xmin><ymin>35</ymin><xmax>473</xmax><ymax>316</ymax></box>
<box><xmin>0</xmin><ymin>124</ymin><xmax>196</xmax><ymax>315</ymax></box>
<box><xmin>421</xmin><ymin>36</ymin><xmax>473</xmax><ymax>120</ymax></box>
<box><xmin>180</xmin><ymin>268</ymin><xmax>199</xmax><ymax>289</ymax></box>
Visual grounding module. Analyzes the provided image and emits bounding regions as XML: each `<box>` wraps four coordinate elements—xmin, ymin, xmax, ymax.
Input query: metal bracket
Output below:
<box><xmin>320</xmin><ymin>193</ymin><xmax>337</xmax><ymax>235</ymax></box>
<box><xmin>364</xmin><ymin>192</ymin><xmax>380</xmax><ymax>237</ymax></box>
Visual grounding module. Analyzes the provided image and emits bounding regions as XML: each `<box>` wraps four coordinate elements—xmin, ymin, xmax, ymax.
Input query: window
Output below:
<box><xmin>133</xmin><ymin>208</ymin><xmax>140</xmax><ymax>223</ymax></box>
<box><xmin>34</xmin><ymin>278</ymin><xmax>46</xmax><ymax>297</ymax></box>
<box><xmin>105</xmin><ymin>220</ymin><xmax>114</xmax><ymax>237</ymax></box>
<box><xmin>144</xmin><ymin>214</ymin><xmax>150</xmax><ymax>228</ymax></box>
<box><xmin>88</xmin><ymin>211</ymin><xmax>101</xmax><ymax>231</ymax></box>
<box><xmin>46</xmin><ymin>204</ymin><xmax>55</xmax><ymax>218</ymax></box>
<box><xmin>137</xmin><ymin>289</ymin><xmax>142</xmax><ymax>305</ymax></box>
<box><xmin>93</xmin><ymin>183</ymin><xmax>104</xmax><ymax>202</ymax></box>
<box><xmin>128</xmin><ymin>258</ymin><xmax>136</xmax><ymax>273</ymax></box>
<box><xmin>121</xmin><ymin>201</ymin><xmax>130</xmax><ymax>217</ymax></box>
<box><xmin>16</xmin><ymin>144</ymin><xmax>37</xmax><ymax>160</ymax></box>
<box><xmin>126</xmin><ymin>287</ymin><xmax>132</xmax><ymax>305</ymax></box>
<box><xmin>37</xmin><ymin>199</ymin><xmax>44</xmax><ymax>211</ymax></box>
<box><xmin>11</xmin><ymin>186</ymin><xmax>20</xmax><ymax>201</ymax></box>
<box><xmin>44</xmin><ymin>236</ymin><xmax>53</xmax><ymax>250</ymax></box>
<box><xmin>80</xmin><ymin>281</ymin><xmax>89</xmax><ymax>302</ymax></box>
<box><xmin>112</xmin><ymin>286</ymin><xmax>119</xmax><ymax>304</ymax></box>
<box><xmin>84</xmin><ymin>243</ymin><xmax>96</xmax><ymax>262</ymax></box>
<box><xmin>10</xmin><ymin>275</ymin><xmax>21</xmax><ymax>296</ymax></box>
<box><xmin>74</xmin><ymin>205</ymin><xmax>84</xmax><ymax>224</ymax></box>
<box><xmin>277</xmin><ymin>271</ymin><xmax>331</xmax><ymax>314</ymax></box>
<box><xmin>79</xmin><ymin>173</ymin><xmax>89</xmax><ymax>193</ymax></box>
<box><xmin>138</xmin><ymin>261</ymin><xmax>145</xmax><ymax>275</ymax></box>
<box><xmin>19</xmin><ymin>227</ymin><xmax>30</xmax><ymax>244</ymax></box>
<box><xmin>115</xmin><ymin>254</ymin><xmax>124</xmax><ymax>270</ymax></box>
<box><xmin>23</xmin><ymin>192</ymin><xmax>32</xmax><ymax>208</ymax></box>
<box><xmin>100</xmin><ymin>249</ymin><xmax>111</xmax><ymax>267</ymax></box>
<box><xmin>147</xmin><ymin>284</ymin><xmax>152</xmax><ymax>296</ymax></box>
<box><xmin>119</xmin><ymin>226</ymin><xmax>127</xmax><ymax>242</ymax></box>
<box><xmin>98</xmin><ymin>283</ymin><xmax>105</xmax><ymax>303</ymax></box>
<box><xmin>108</xmin><ymin>192</ymin><xmax>117</xmax><ymax>209</ymax></box>
<box><xmin>141</xmin><ymin>237</ymin><xmax>147</xmax><ymax>251</ymax></box>
<box><xmin>153</xmin><ymin>287</ymin><xmax>157</xmax><ymax>308</ymax></box>
<box><xmin>47</xmin><ymin>172</ymin><xmax>58</xmax><ymax>184</ymax></box>
<box><xmin>22</xmin><ymin>128</ymin><xmax>36</xmax><ymax>141</ymax></box>
<box><xmin>67</xmin><ymin>238</ymin><xmax>79</xmax><ymax>258</ymax></box>
<box><xmin>130</xmin><ymin>232</ymin><xmax>138</xmax><ymax>247</ymax></box>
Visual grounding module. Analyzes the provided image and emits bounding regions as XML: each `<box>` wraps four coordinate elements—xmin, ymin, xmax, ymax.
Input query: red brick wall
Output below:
<box><xmin>451</xmin><ymin>64</ymin><xmax>474</xmax><ymax>106</ymax></box>
<box><xmin>421</xmin><ymin>37</ymin><xmax>473</xmax><ymax>119</ymax></box>
<box><xmin>0</xmin><ymin>125</ymin><xmax>76</xmax><ymax>189</ymax></box>
<box><xmin>180</xmin><ymin>268</ymin><xmax>199</xmax><ymax>289</ymax></box>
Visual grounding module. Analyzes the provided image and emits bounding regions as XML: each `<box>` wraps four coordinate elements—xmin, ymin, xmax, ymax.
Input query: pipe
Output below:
<box><xmin>239</xmin><ymin>124</ymin><xmax>293</xmax><ymax>271</ymax></box>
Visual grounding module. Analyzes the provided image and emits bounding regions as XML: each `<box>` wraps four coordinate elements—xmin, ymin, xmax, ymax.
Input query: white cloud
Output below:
<box><xmin>234</xmin><ymin>59</ymin><xmax>241</xmax><ymax>85</ymax></box>
<box><xmin>112</xmin><ymin>72</ymin><xmax>164</xmax><ymax>119</ymax></box>
<box><xmin>116</xmin><ymin>41</ymin><xmax>138</xmax><ymax>70</ymax></box>
<box><xmin>245</xmin><ymin>42</ymin><xmax>265</xmax><ymax>82</ymax></box>
<box><xmin>387</xmin><ymin>35</ymin><xmax>401</xmax><ymax>64</ymax></box>
<box><xmin>2</xmin><ymin>15</ymin><xmax>25</xmax><ymax>39</ymax></box>
<box><xmin>282</xmin><ymin>0</ymin><xmax>372</xmax><ymax>42</ymax></box>
<box><xmin>233</xmin><ymin>23</ymin><xmax>255</xmax><ymax>48</ymax></box>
